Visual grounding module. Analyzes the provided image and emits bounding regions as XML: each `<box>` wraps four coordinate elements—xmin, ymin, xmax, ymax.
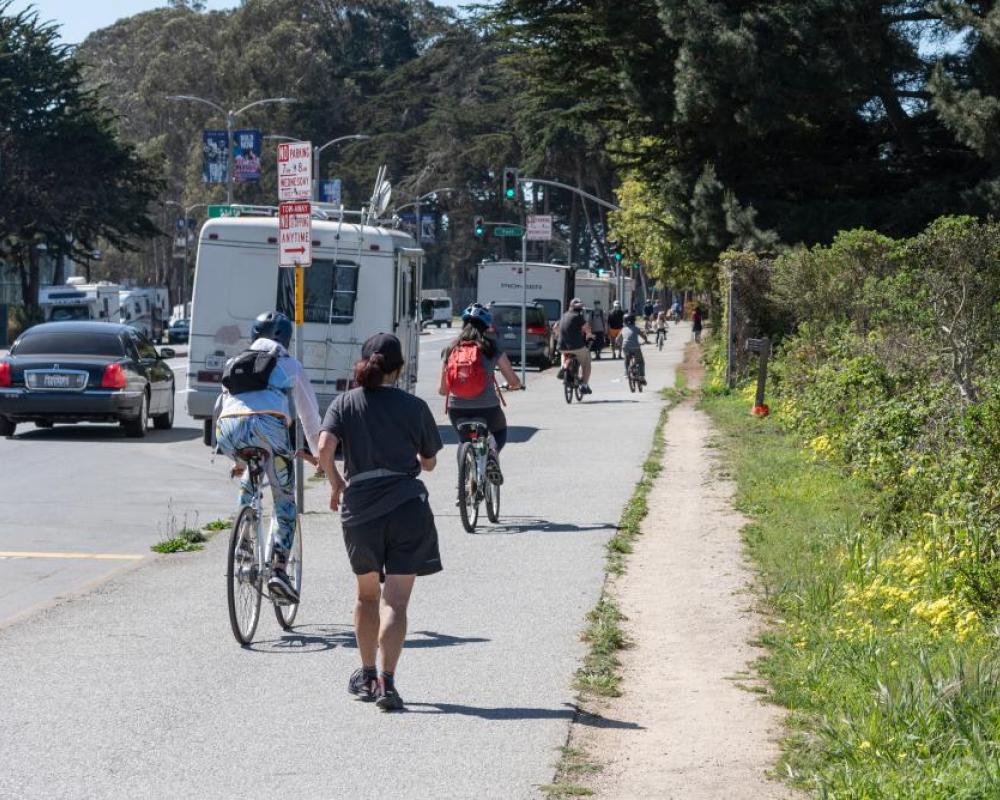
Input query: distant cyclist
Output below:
<box><xmin>440</xmin><ymin>304</ymin><xmax>521</xmax><ymax>485</ymax></box>
<box><xmin>654</xmin><ymin>311</ymin><xmax>668</xmax><ymax>347</ymax></box>
<box><xmin>557</xmin><ymin>298</ymin><xmax>593</xmax><ymax>394</ymax></box>
<box><xmin>607</xmin><ymin>300</ymin><xmax>624</xmax><ymax>355</ymax></box>
<box><xmin>621</xmin><ymin>313</ymin><xmax>648</xmax><ymax>384</ymax></box>
<box><xmin>588</xmin><ymin>300</ymin><xmax>607</xmax><ymax>355</ymax></box>
<box><xmin>215</xmin><ymin>311</ymin><xmax>322</xmax><ymax>605</ymax></box>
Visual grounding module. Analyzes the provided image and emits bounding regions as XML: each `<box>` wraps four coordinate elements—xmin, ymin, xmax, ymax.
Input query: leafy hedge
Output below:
<box><xmin>711</xmin><ymin>216</ymin><xmax>1000</xmax><ymax>796</ymax></box>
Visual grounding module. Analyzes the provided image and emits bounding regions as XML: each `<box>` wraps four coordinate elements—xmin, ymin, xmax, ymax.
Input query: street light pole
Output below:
<box><xmin>164</xmin><ymin>201</ymin><xmax>206</xmax><ymax>308</ymax></box>
<box><xmin>166</xmin><ymin>95</ymin><xmax>296</xmax><ymax>205</ymax></box>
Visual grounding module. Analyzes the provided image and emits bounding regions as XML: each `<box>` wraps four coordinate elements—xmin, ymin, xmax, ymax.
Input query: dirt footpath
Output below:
<box><xmin>570</xmin><ymin>349</ymin><xmax>796</xmax><ymax>799</ymax></box>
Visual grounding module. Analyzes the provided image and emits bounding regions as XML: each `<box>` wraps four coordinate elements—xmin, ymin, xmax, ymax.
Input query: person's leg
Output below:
<box><xmin>637</xmin><ymin>352</ymin><xmax>646</xmax><ymax>378</ymax></box>
<box><xmin>355</xmin><ymin>571</ymin><xmax>381</xmax><ymax>669</ymax></box>
<box><xmin>378</xmin><ymin>574</ymin><xmax>416</xmax><ymax>675</ymax></box>
<box><xmin>581</xmin><ymin>347</ymin><xmax>592</xmax><ymax>384</ymax></box>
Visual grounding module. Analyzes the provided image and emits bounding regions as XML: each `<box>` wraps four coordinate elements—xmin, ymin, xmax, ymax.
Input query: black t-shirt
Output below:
<box><xmin>322</xmin><ymin>386</ymin><xmax>443</xmax><ymax>526</ymax></box>
<box><xmin>559</xmin><ymin>310</ymin><xmax>587</xmax><ymax>350</ymax></box>
<box><xmin>608</xmin><ymin>308</ymin><xmax>625</xmax><ymax>328</ymax></box>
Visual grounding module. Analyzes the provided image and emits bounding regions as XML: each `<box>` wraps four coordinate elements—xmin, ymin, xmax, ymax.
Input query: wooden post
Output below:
<box><xmin>747</xmin><ymin>336</ymin><xmax>771</xmax><ymax>416</ymax></box>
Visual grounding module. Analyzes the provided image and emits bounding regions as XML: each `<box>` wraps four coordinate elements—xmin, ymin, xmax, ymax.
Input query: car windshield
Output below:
<box><xmin>13</xmin><ymin>331</ymin><xmax>125</xmax><ymax>357</ymax></box>
<box><xmin>492</xmin><ymin>306</ymin><xmax>546</xmax><ymax>328</ymax></box>
<box><xmin>432</xmin><ymin>299</ymin><xmax>450</xmax><ymax>309</ymax></box>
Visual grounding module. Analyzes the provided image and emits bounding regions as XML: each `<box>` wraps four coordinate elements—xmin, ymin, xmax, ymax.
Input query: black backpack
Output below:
<box><xmin>221</xmin><ymin>349</ymin><xmax>280</xmax><ymax>394</ymax></box>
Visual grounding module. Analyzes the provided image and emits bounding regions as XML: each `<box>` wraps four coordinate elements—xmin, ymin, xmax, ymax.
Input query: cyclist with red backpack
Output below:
<box><xmin>439</xmin><ymin>304</ymin><xmax>521</xmax><ymax>485</ymax></box>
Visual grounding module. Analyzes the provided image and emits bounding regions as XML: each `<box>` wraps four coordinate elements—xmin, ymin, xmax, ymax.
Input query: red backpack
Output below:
<box><xmin>446</xmin><ymin>341</ymin><xmax>488</xmax><ymax>399</ymax></box>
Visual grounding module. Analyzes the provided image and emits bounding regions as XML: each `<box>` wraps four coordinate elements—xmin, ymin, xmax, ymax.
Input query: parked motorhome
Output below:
<box><xmin>420</xmin><ymin>290</ymin><xmax>453</xmax><ymax>327</ymax></box>
<box><xmin>186</xmin><ymin>211</ymin><xmax>423</xmax><ymax>445</ymax></box>
<box><xmin>38</xmin><ymin>278</ymin><xmax>120</xmax><ymax>323</ymax></box>
<box><xmin>575</xmin><ymin>271</ymin><xmax>635</xmax><ymax>313</ymax></box>
<box><xmin>119</xmin><ymin>287</ymin><xmax>169</xmax><ymax>340</ymax></box>
<box><xmin>476</xmin><ymin>261</ymin><xmax>575</xmax><ymax>326</ymax></box>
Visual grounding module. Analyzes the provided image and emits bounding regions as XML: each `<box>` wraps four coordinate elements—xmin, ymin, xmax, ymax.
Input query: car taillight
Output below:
<box><xmin>0</xmin><ymin>362</ymin><xmax>10</xmax><ymax>387</ymax></box>
<box><xmin>526</xmin><ymin>325</ymin><xmax>547</xmax><ymax>335</ymax></box>
<box><xmin>101</xmin><ymin>363</ymin><xmax>127</xmax><ymax>390</ymax></box>
<box><xmin>197</xmin><ymin>370</ymin><xmax>222</xmax><ymax>384</ymax></box>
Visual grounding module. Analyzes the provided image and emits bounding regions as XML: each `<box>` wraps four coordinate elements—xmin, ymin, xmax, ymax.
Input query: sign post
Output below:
<box><xmin>277</xmin><ymin>143</ymin><xmax>312</xmax><ymax>512</ymax></box>
<box><xmin>520</xmin><ymin>215</ymin><xmax>554</xmax><ymax>386</ymax></box>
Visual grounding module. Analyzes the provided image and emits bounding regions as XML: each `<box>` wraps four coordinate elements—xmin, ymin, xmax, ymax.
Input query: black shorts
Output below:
<box><xmin>342</xmin><ymin>496</ymin><xmax>442</xmax><ymax>577</ymax></box>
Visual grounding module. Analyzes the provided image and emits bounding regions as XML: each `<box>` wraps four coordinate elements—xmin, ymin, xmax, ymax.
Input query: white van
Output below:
<box><xmin>420</xmin><ymin>292</ymin><xmax>453</xmax><ymax>328</ymax></box>
<box><xmin>186</xmin><ymin>212</ymin><xmax>423</xmax><ymax>444</ymax></box>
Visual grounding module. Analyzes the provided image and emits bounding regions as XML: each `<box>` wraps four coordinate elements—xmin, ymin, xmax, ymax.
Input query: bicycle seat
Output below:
<box><xmin>456</xmin><ymin>418</ymin><xmax>489</xmax><ymax>439</ymax></box>
<box><xmin>235</xmin><ymin>447</ymin><xmax>269</xmax><ymax>463</ymax></box>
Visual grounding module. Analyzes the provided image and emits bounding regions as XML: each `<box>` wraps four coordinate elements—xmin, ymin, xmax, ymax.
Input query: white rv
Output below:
<box><xmin>119</xmin><ymin>287</ymin><xmax>168</xmax><ymax>339</ymax></box>
<box><xmin>575</xmin><ymin>271</ymin><xmax>636</xmax><ymax>313</ymax></box>
<box><xmin>420</xmin><ymin>289</ymin><xmax>453</xmax><ymax>328</ymax></box>
<box><xmin>186</xmin><ymin>211</ymin><xmax>423</xmax><ymax>444</ymax></box>
<box><xmin>476</xmin><ymin>261</ymin><xmax>575</xmax><ymax>326</ymax></box>
<box><xmin>38</xmin><ymin>278</ymin><xmax>121</xmax><ymax>323</ymax></box>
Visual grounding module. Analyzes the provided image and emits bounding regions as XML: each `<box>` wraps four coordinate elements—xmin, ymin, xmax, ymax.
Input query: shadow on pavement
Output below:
<box><xmin>478</xmin><ymin>517</ymin><xmax>618</xmax><ymax>536</ymax></box>
<box><xmin>12</xmin><ymin>424</ymin><xmax>202</xmax><ymax>444</ymax></box>
<box><xmin>406</xmin><ymin>701</ymin><xmax>642</xmax><ymax>728</ymax></box>
<box><xmin>573</xmin><ymin>399</ymin><xmax>641</xmax><ymax>405</ymax></box>
<box><xmin>437</xmin><ymin>425</ymin><xmax>541</xmax><ymax>445</ymax></box>
<box><xmin>245</xmin><ymin>625</ymin><xmax>489</xmax><ymax>654</ymax></box>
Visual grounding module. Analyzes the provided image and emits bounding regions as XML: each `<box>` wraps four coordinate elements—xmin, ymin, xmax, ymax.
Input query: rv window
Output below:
<box><xmin>276</xmin><ymin>259</ymin><xmax>358</xmax><ymax>325</ymax></box>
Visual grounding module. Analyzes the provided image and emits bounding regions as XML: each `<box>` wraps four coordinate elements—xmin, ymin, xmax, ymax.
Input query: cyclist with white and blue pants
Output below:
<box><xmin>215</xmin><ymin>312</ymin><xmax>322</xmax><ymax>604</ymax></box>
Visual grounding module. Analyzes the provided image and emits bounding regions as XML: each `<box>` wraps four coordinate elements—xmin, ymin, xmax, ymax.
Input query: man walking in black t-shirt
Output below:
<box><xmin>318</xmin><ymin>333</ymin><xmax>443</xmax><ymax>712</ymax></box>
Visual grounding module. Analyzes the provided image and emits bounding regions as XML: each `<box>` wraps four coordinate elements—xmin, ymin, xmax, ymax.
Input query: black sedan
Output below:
<box><xmin>167</xmin><ymin>318</ymin><xmax>190</xmax><ymax>344</ymax></box>
<box><xmin>0</xmin><ymin>321</ymin><xmax>176</xmax><ymax>438</ymax></box>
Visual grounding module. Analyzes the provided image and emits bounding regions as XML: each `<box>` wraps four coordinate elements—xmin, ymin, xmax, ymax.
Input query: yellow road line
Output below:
<box><xmin>0</xmin><ymin>551</ymin><xmax>145</xmax><ymax>561</ymax></box>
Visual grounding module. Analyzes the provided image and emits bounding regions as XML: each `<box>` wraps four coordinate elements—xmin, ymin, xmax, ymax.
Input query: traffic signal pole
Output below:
<box><xmin>521</xmin><ymin>232</ymin><xmax>528</xmax><ymax>387</ymax></box>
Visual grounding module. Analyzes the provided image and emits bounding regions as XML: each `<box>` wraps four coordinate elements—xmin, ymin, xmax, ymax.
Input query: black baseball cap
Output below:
<box><xmin>361</xmin><ymin>332</ymin><xmax>405</xmax><ymax>371</ymax></box>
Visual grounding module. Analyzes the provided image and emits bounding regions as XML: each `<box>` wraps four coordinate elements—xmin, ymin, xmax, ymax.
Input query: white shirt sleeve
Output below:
<box><xmin>289</xmin><ymin>359</ymin><xmax>323</xmax><ymax>455</ymax></box>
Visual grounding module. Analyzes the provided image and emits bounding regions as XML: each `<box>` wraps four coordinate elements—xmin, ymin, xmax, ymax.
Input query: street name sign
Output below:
<box><xmin>207</xmin><ymin>204</ymin><xmax>237</xmax><ymax>219</ymax></box>
<box><xmin>526</xmin><ymin>215</ymin><xmax>553</xmax><ymax>241</ymax></box>
<box><xmin>279</xmin><ymin>201</ymin><xmax>312</xmax><ymax>268</ymax></box>
<box><xmin>277</xmin><ymin>141</ymin><xmax>312</xmax><ymax>202</ymax></box>
<box><xmin>493</xmin><ymin>224</ymin><xmax>525</xmax><ymax>237</ymax></box>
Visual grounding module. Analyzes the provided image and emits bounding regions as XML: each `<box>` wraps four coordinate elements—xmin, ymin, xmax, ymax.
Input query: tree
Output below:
<box><xmin>0</xmin><ymin>1</ymin><xmax>161</xmax><ymax>309</ymax></box>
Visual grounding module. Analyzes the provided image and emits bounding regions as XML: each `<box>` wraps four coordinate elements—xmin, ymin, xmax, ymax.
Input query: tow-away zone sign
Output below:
<box><xmin>279</xmin><ymin>201</ymin><xmax>312</xmax><ymax>267</ymax></box>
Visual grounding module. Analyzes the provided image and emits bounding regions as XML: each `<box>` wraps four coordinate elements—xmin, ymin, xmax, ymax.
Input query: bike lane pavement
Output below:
<box><xmin>0</xmin><ymin>328</ymin><xmax>690</xmax><ymax>800</ymax></box>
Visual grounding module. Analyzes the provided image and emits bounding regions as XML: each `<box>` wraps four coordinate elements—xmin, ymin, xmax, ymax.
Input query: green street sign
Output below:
<box><xmin>493</xmin><ymin>224</ymin><xmax>525</xmax><ymax>237</ymax></box>
<box><xmin>207</xmin><ymin>205</ymin><xmax>238</xmax><ymax>219</ymax></box>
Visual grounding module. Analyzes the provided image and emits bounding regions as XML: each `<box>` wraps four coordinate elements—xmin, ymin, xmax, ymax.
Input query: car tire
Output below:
<box><xmin>0</xmin><ymin>416</ymin><xmax>15</xmax><ymax>437</ymax></box>
<box><xmin>123</xmin><ymin>392</ymin><xmax>149</xmax><ymax>438</ymax></box>
<box><xmin>35</xmin><ymin>421</ymin><xmax>54</xmax><ymax>429</ymax></box>
<box><xmin>153</xmin><ymin>387</ymin><xmax>175</xmax><ymax>430</ymax></box>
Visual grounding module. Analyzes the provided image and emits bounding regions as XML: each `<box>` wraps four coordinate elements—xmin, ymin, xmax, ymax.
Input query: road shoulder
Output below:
<box><xmin>556</xmin><ymin>345</ymin><xmax>795</xmax><ymax>799</ymax></box>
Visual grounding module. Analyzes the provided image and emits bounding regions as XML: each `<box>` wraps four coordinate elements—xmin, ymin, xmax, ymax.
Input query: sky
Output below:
<box><xmin>12</xmin><ymin>0</ymin><xmax>466</xmax><ymax>44</ymax></box>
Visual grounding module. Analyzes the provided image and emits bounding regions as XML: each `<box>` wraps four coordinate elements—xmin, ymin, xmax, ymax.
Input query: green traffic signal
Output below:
<box><xmin>474</xmin><ymin>216</ymin><xmax>485</xmax><ymax>237</ymax></box>
<box><xmin>505</xmin><ymin>187</ymin><xmax>516</xmax><ymax>200</ymax></box>
<box><xmin>613</xmin><ymin>251</ymin><xmax>623</xmax><ymax>262</ymax></box>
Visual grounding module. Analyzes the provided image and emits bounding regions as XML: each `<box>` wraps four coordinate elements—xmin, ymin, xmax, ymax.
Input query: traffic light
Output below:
<box><xmin>502</xmin><ymin>167</ymin><xmax>519</xmax><ymax>203</ymax></box>
<box><xmin>474</xmin><ymin>216</ymin><xmax>486</xmax><ymax>237</ymax></box>
<box><xmin>609</xmin><ymin>240</ymin><xmax>624</xmax><ymax>264</ymax></box>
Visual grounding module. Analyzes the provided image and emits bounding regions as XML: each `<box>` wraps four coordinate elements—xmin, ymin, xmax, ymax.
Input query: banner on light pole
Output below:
<box><xmin>202</xmin><ymin>130</ymin><xmax>228</xmax><ymax>184</ymax></box>
<box><xmin>232</xmin><ymin>129</ymin><xmax>262</xmax><ymax>183</ymax></box>
<box><xmin>320</xmin><ymin>179</ymin><xmax>342</xmax><ymax>205</ymax></box>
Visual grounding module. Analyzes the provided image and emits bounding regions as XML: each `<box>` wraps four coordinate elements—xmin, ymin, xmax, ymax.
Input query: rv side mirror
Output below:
<box><xmin>159</xmin><ymin>347</ymin><xmax>176</xmax><ymax>360</ymax></box>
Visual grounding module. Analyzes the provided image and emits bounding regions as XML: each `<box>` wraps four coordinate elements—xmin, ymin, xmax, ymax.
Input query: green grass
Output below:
<box><xmin>703</xmin><ymin>391</ymin><xmax>1000</xmax><ymax>798</ymax></box>
<box><xmin>203</xmin><ymin>518</ymin><xmax>230</xmax><ymax>532</ymax></box>
<box><xmin>151</xmin><ymin>527</ymin><xmax>206</xmax><ymax>553</ymax></box>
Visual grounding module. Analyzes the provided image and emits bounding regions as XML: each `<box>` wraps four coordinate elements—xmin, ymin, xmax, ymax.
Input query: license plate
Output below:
<box><xmin>204</xmin><ymin>355</ymin><xmax>225</xmax><ymax>369</ymax></box>
<box><xmin>503</xmin><ymin>332</ymin><xmax>517</xmax><ymax>340</ymax></box>
<box><xmin>43</xmin><ymin>374</ymin><xmax>72</xmax><ymax>388</ymax></box>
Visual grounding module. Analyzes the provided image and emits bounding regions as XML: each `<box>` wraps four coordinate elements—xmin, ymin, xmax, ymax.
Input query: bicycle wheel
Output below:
<box><xmin>658</xmin><ymin>334</ymin><xmax>664</xmax><ymax>351</ymax></box>
<box><xmin>564</xmin><ymin>376</ymin><xmax>574</xmax><ymax>404</ymax></box>
<box><xmin>575</xmin><ymin>384</ymin><xmax>585</xmax><ymax>401</ymax></box>
<box><xmin>458</xmin><ymin>444</ymin><xmax>479</xmax><ymax>532</ymax></box>
<box><xmin>486</xmin><ymin>461</ymin><xmax>501</xmax><ymax>524</ymax></box>
<box><xmin>274</xmin><ymin>516</ymin><xmax>303</xmax><ymax>630</ymax></box>
<box><xmin>227</xmin><ymin>505</ymin><xmax>262</xmax><ymax>646</ymax></box>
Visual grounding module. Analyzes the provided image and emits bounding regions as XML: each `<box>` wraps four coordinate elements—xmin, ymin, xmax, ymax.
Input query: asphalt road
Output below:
<box><xmin>0</xmin><ymin>324</ymin><xmax>689</xmax><ymax>799</ymax></box>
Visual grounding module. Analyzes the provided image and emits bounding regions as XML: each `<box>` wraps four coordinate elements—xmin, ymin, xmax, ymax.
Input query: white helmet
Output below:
<box><xmin>612</xmin><ymin>300</ymin><xmax>621</xmax><ymax>308</ymax></box>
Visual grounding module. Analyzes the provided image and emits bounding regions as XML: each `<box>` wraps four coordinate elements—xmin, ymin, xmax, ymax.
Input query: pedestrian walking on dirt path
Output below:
<box><xmin>692</xmin><ymin>306</ymin><xmax>704</xmax><ymax>343</ymax></box>
<box><xmin>318</xmin><ymin>333</ymin><xmax>444</xmax><ymax>712</ymax></box>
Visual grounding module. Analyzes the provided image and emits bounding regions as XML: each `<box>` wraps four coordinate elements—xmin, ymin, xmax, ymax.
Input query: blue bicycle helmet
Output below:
<box><xmin>462</xmin><ymin>303</ymin><xmax>492</xmax><ymax>329</ymax></box>
<box><xmin>251</xmin><ymin>311</ymin><xmax>293</xmax><ymax>349</ymax></box>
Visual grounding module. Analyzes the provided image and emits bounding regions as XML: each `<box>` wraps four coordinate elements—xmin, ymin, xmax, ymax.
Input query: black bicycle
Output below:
<box><xmin>456</xmin><ymin>418</ymin><xmax>500</xmax><ymax>532</ymax></box>
<box><xmin>226</xmin><ymin>448</ymin><xmax>303</xmax><ymax>645</ymax></box>
<box><xmin>626</xmin><ymin>352</ymin><xmax>644</xmax><ymax>393</ymax></box>
<box><xmin>563</xmin><ymin>354</ymin><xmax>584</xmax><ymax>403</ymax></box>
<box><xmin>655</xmin><ymin>328</ymin><xmax>666</xmax><ymax>351</ymax></box>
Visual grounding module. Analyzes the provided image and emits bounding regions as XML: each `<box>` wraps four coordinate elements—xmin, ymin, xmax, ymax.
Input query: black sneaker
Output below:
<box><xmin>376</xmin><ymin>683</ymin><xmax>405</xmax><ymax>712</ymax></box>
<box><xmin>580</xmin><ymin>384</ymin><xmax>593</xmax><ymax>395</ymax></box>
<box><xmin>268</xmin><ymin>567</ymin><xmax>299</xmax><ymax>606</ymax></box>
<box><xmin>348</xmin><ymin>669</ymin><xmax>378</xmax><ymax>701</ymax></box>
<box><xmin>486</xmin><ymin>455</ymin><xmax>504</xmax><ymax>486</ymax></box>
